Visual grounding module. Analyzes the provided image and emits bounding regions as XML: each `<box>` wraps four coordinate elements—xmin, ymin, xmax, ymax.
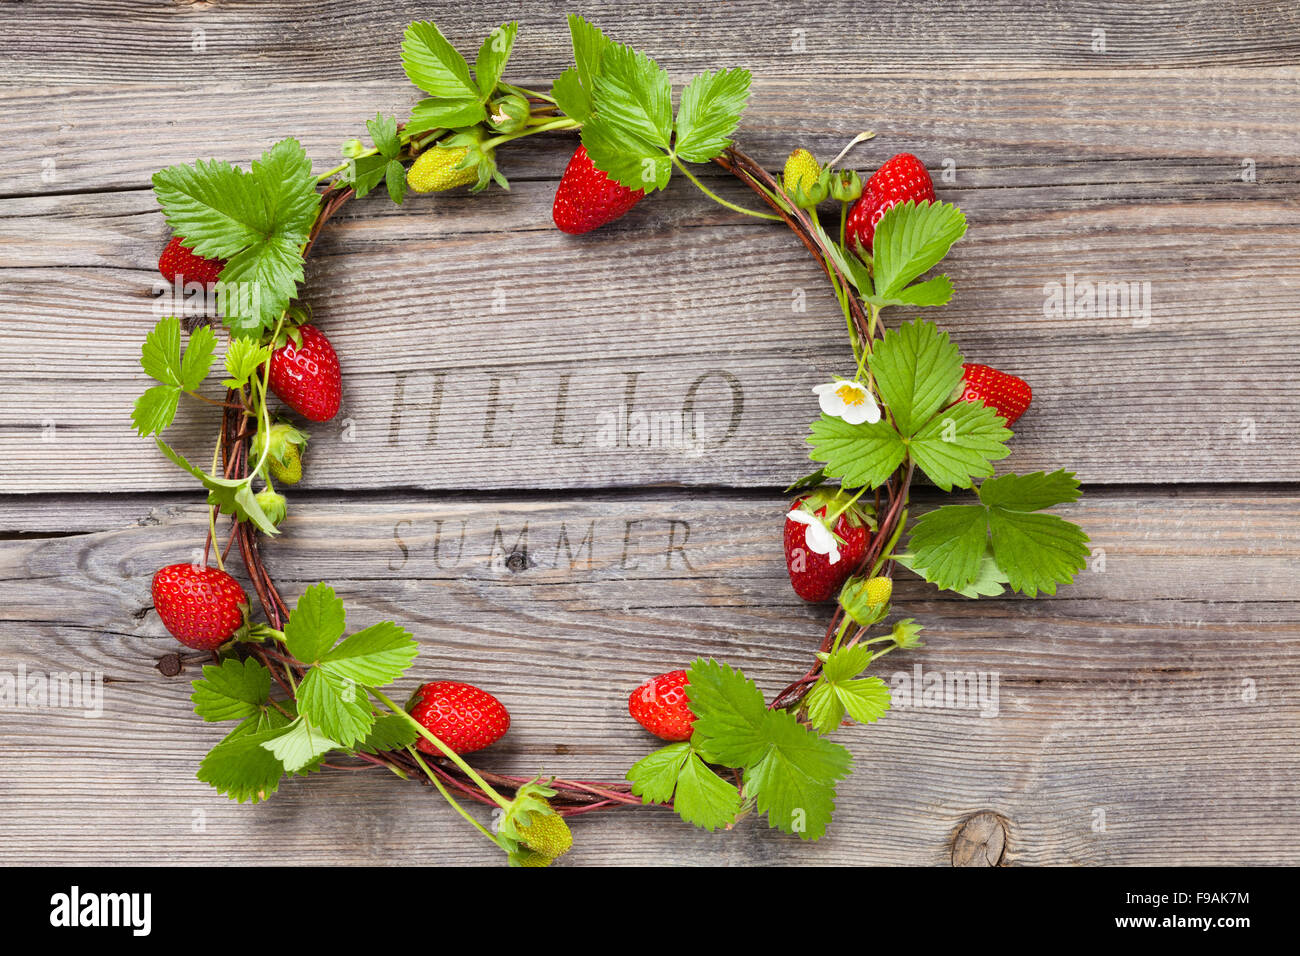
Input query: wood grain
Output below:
<box><xmin>0</xmin><ymin>491</ymin><xmax>1297</xmax><ymax>865</ymax></box>
<box><xmin>3</xmin><ymin>0</ymin><xmax>1299</xmax><ymax>87</ymax></box>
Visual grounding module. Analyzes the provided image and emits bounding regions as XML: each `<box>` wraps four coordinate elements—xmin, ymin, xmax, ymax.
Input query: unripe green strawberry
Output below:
<box><xmin>512</xmin><ymin>849</ymin><xmax>553</xmax><ymax>867</ymax></box>
<box><xmin>255</xmin><ymin>489</ymin><xmax>288</xmax><ymax>527</ymax></box>
<box><xmin>252</xmin><ymin>422</ymin><xmax>308</xmax><ymax>485</ymax></box>
<box><xmin>516</xmin><ymin>812</ymin><xmax>573</xmax><ymax>859</ymax></box>
<box><xmin>865</xmin><ymin>575</ymin><xmax>892</xmax><ymax>606</ymax></box>
<box><xmin>407</xmin><ymin>146</ymin><xmax>478</xmax><ymax>193</ymax></box>
<box><xmin>783</xmin><ymin>148</ymin><xmax>820</xmax><ymax>194</ymax></box>
<box><xmin>839</xmin><ymin>574</ymin><xmax>893</xmax><ymax>627</ymax></box>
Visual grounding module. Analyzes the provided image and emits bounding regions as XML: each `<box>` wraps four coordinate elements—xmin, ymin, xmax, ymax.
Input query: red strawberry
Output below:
<box><xmin>845</xmin><ymin>152</ymin><xmax>936</xmax><ymax>253</ymax></box>
<box><xmin>628</xmin><ymin>670</ymin><xmax>695</xmax><ymax>742</ymax></box>
<box><xmin>784</xmin><ymin>493</ymin><xmax>873</xmax><ymax>602</ymax></box>
<box><xmin>409</xmin><ymin>681</ymin><xmax>510</xmax><ymax>756</ymax></box>
<box><xmin>158</xmin><ymin>235</ymin><xmax>225</xmax><ymax>287</ymax></box>
<box><xmin>268</xmin><ymin>325</ymin><xmax>341</xmax><ymax>422</ymax></box>
<box><xmin>151</xmin><ymin>563</ymin><xmax>247</xmax><ymax>651</ymax></box>
<box><xmin>959</xmin><ymin>363</ymin><xmax>1032</xmax><ymax>425</ymax></box>
<box><xmin>552</xmin><ymin>145</ymin><xmax>645</xmax><ymax>235</ymax></box>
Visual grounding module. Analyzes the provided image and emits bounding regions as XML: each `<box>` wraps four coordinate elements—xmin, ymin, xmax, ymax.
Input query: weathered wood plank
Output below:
<box><xmin>3</xmin><ymin>0</ymin><xmax>1299</xmax><ymax>87</ymax></box>
<box><xmin>5</xmin><ymin>72</ymin><xmax>1298</xmax><ymax>195</ymax></box>
<box><xmin>2</xmin><ymin>179</ymin><xmax>1297</xmax><ymax>490</ymax></box>
<box><xmin>1</xmin><ymin>491</ymin><xmax>1297</xmax><ymax>864</ymax></box>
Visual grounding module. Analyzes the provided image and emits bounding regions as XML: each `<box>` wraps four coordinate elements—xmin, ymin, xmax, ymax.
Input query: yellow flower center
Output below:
<box><xmin>835</xmin><ymin>383</ymin><xmax>866</xmax><ymax>407</ymax></box>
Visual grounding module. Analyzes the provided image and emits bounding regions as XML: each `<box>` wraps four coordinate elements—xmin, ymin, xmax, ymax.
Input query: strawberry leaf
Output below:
<box><xmin>284</xmin><ymin>582</ymin><xmax>346</xmax><ymax>664</ymax></box>
<box><xmin>686</xmin><ymin>658</ymin><xmax>851</xmax><ymax>841</ymax></box>
<box><xmin>907</xmin><ymin>400</ymin><xmax>1012</xmax><ymax>492</ymax></box>
<box><xmin>868</xmin><ymin>318</ymin><xmax>964</xmax><ymax>437</ymax></box>
<box><xmin>628</xmin><ymin>743</ymin><xmax>742</xmax><ymax>833</ymax></box>
<box><xmin>401</xmin><ymin>21</ymin><xmax>487</xmax><ymax>128</ymax></box>
<box><xmin>154</xmin><ymin>438</ymin><xmax>280</xmax><ymax>535</ymax></box>
<box><xmin>132</xmin><ymin>316</ymin><xmax>217</xmax><ymax>436</ymax></box>
<box><xmin>152</xmin><ymin>138</ymin><xmax>321</xmax><ymax>335</ymax></box>
<box><xmin>197</xmin><ymin>727</ymin><xmax>286</xmax><ymax>804</ymax></box>
<box><xmin>191</xmin><ymin>658</ymin><xmax>272</xmax><ymax>723</ymax></box>
<box><xmin>260</xmin><ymin>717</ymin><xmax>340</xmax><ymax>773</ymax></box>
<box><xmin>474</xmin><ymin>21</ymin><xmax>519</xmax><ymax>99</ymax></box>
<box><xmin>872</xmin><ymin>200</ymin><xmax>967</xmax><ymax>298</ymax></box>
<box><xmin>295</xmin><ymin>668</ymin><xmax>374</xmax><ymax>748</ymax></box>
<box><xmin>807</xmin><ymin>414</ymin><xmax>907</xmax><ymax>491</ymax></box>
<box><xmin>987</xmin><ymin>508</ymin><xmax>1089</xmax><ymax>598</ymax></box>
<box><xmin>318</xmin><ymin>621</ymin><xmax>419</xmax><ymax>687</ymax></box>
<box><xmin>978</xmin><ymin>469</ymin><xmax>1083</xmax><ymax>511</ymax></box>
<box><xmin>903</xmin><ymin>505</ymin><xmax>989</xmax><ymax>591</ymax></box>
<box><xmin>674</xmin><ymin>68</ymin><xmax>751</xmax><ymax>163</ymax></box>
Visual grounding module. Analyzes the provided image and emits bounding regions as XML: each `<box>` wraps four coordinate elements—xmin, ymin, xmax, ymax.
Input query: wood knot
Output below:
<box><xmin>505</xmin><ymin>550</ymin><xmax>528</xmax><ymax>572</ymax></box>
<box><xmin>951</xmin><ymin>811</ymin><xmax>1008</xmax><ymax>866</ymax></box>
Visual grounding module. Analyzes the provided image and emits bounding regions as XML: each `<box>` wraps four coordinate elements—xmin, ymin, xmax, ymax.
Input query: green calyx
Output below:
<box><xmin>487</xmin><ymin>93</ymin><xmax>530</xmax><ymax>133</ymax></box>
<box><xmin>829</xmin><ymin>168</ymin><xmax>863</xmax><ymax>202</ymax></box>
<box><xmin>839</xmin><ymin>575</ymin><xmax>892</xmax><ymax>628</ymax></box>
<box><xmin>793</xmin><ymin>486</ymin><xmax>877</xmax><ymax>531</ymax></box>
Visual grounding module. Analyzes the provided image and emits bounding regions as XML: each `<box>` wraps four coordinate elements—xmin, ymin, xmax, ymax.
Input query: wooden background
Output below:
<box><xmin>1</xmin><ymin>0</ymin><xmax>1297</xmax><ymax>866</ymax></box>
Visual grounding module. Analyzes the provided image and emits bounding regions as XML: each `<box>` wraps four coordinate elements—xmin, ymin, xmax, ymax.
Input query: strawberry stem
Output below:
<box><xmin>671</xmin><ymin>156</ymin><xmax>783</xmax><ymax>221</ymax></box>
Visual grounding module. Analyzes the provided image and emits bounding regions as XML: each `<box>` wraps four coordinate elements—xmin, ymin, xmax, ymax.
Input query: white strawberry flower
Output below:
<box><xmin>786</xmin><ymin>509</ymin><xmax>841</xmax><ymax>565</ymax></box>
<box><xmin>813</xmin><ymin>378</ymin><xmax>880</xmax><ymax>425</ymax></box>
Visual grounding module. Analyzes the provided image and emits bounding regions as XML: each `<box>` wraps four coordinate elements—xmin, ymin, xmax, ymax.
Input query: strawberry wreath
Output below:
<box><xmin>135</xmin><ymin>15</ymin><xmax>1089</xmax><ymax>866</ymax></box>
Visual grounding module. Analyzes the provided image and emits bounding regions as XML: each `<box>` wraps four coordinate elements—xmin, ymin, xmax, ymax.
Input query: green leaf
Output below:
<box><xmin>591</xmin><ymin>43</ymin><xmax>672</xmax><ymax>148</ymax></box>
<box><xmin>987</xmin><ymin>508</ymin><xmax>1089</xmax><ymax>597</ymax></box>
<box><xmin>872</xmin><ymin>200</ymin><xmax>968</xmax><ymax>298</ymax></box>
<box><xmin>348</xmin><ymin>153</ymin><xmax>390</xmax><ymax>199</ymax></box>
<box><xmin>154</xmin><ymin>438</ymin><xmax>280</xmax><ymax>535</ymax></box>
<box><xmin>868</xmin><ymin>318</ymin><xmax>965</xmax><ymax>436</ymax></box>
<box><xmin>978</xmin><ymin>469</ymin><xmax>1083</xmax><ymax>512</ymax></box>
<box><xmin>567</xmin><ymin>14</ymin><xmax>611</xmax><ymax>103</ymax></box>
<box><xmin>152</xmin><ymin>138</ymin><xmax>321</xmax><ymax>334</ymax></box>
<box><xmin>580</xmin><ymin>40</ymin><xmax>675</xmax><ymax>192</ymax></box>
<box><xmin>805</xmin><ymin>645</ymin><xmax>890</xmax><ymax>734</ymax></box>
<box><xmin>260</xmin><ymin>717</ymin><xmax>340</xmax><ymax>773</ymax></box>
<box><xmin>132</xmin><ymin>385</ymin><xmax>180</xmax><ymax>437</ymax></box>
<box><xmin>284</xmin><ymin>582</ymin><xmax>346</xmax><ymax>664</ymax></box>
<box><xmin>551</xmin><ymin>68</ymin><xmax>591</xmax><ymax>122</ymax></box>
<box><xmin>222</xmin><ymin>337</ymin><xmax>271</xmax><ymax>390</ymax></box>
<box><xmin>673</xmin><ymin>68</ymin><xmax>751</xmax><ymax>163</ymax></box>
<box><xmin>627</xmin><ymin>742</ymin><xmax>741</xmax><ymax>832</ymax></box>
<box><xmin>191</xmin><ymin>658</ymin><xmax>271</xmax><ymax>723</ymax></box>
<box><xmin>807</xmin><ymin>414</ymin><xmax>907</xmax><ymax>490</ymax></box>
<box><xmin>384</xmin><ymin>159</ymin><xmax>406</xmax><ymax>206</ymax></box>
<box><xmin>905</xmin><ymin>471</ymin><xmax>1088</xmax><ymax>597</ymax></box>
<box><xmin>742</xmin><ymin>708</ymin><xmax>851</xmax><ymax>841</ymax></box>
<box><xmin>402</xmin><ymin>98</ymin><xmax>466</xmax><ymax>137</ymax></box>
<box><xmin>673</xmin><ymin>750</ymin><xmax>742</xmax><ymax>831</ymax></box>
<box><xmin>177</xmin><ymin>323</ymin><xmax>217</xmax><ymax>390</ymax></box>
<box><xmin>197</xmin><ymin>728</ymin><xmax>285</xmax><ymax>803</ymax></box>
<box><xmin>863</xmin><ymin>274</ymin><xmax>954</xmax><ymax>309</ymax></box>
<box><xmin>319</xmin><ymin>621</ymin><xmax>419</xmax><ymax>687</ymax></box>
<box><xmin>366</xmin><ymin>113</ymin><xmax>400</xmax><ymax>159</ymax></box>
<box><xmin>474</xmin><ymin>21</ymin><xmax>518</xmax><ymax>99</ymax></box>
<box><xmin>627</xmin><ymin>742</ymin><xmax>691</xmax><ymax>803</ymax></box>
<box><xmin>686</xmin><ymin>659</ymin><xmax>770</xmax><ymax>768</ymax></box>
<box><xmin>354</xmin><ymin>713</ymin><xmax>418</xmax><ymax>755</ymax></box>
<box><xmin>580</xmin><ymin>117</ymin><xmax>671</xmax><ymax>192</ymax></box>
<box><xmin>140</xmin><ymin>315</ymin><xmax>182</xmax><ymax>385</ymax></box>
<box><xmin>295</xmin><ymin>667</ymin><xmax>374</xmax><ymax>748</ymax></box>
<box><xmin>908</xmin><ymin>400</ymin><xmax>1012</xmax><ymax>491</ymax></box>
<box><xmin>400</xmin><ymin>21</ymin><xmax>487</xmax><ymax>128</ymax></box>
<box><xmin>133</xmin><ymin>316</ymin><xmax>217</xmax><ymax>436</ymax></box>
<box><xmin>905</xmin><ymin>504</ymin><xmax>990</xmax><ymax>591</ymax></box>
<box><xmin>686</xmin><ymin>658</ymin><xmax>851</xmax><ymax>841</ymax></box>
